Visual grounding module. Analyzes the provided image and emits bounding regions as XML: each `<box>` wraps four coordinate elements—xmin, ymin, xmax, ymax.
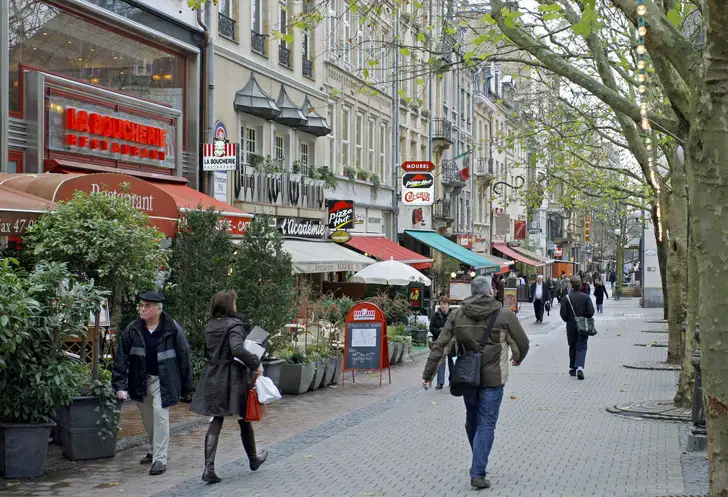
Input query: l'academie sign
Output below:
<box><xmin>277</xmin><ymin>217</ymin><xmax>328</xmax><ymax>238</ymax></box>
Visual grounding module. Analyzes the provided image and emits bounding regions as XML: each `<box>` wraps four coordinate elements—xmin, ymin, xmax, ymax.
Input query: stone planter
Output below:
<box><xmin>398</xmin><ymin>341</ymin><xmax>408</xmax><ymax>363</ymax></box>
<box><xmin>0</xmin><ymin>419</ymin><xmax>56</xmax><ymax>478</ymax></box>
<box><xmin>393</xmin><ymin>342</ymin><xmax>403</xmax><ymax>364</ymax></box>
<box><xmin>262</xmin><ymin>358</ymin><xmax>286</xmax><ymax>388</ymax></box>
<box><xmin>409</xmin><ymin>328</ymin><xmax>428</xmax><ymax>346</ymax></box>
<box><xmin>309</xmin><ymin>360</ymin><xmax>326</xmax><ymax>391</ymax></box>
<box><xmin>57</xmin><ymin>396</ymin><xmax>121</xmax><ymax>460</ymax></box>
<box><xmin>388</xmin><ymin>341</ymin><xmax>397</xmax><ymax>365</ymax></box>
<box><xmin>320</xmin><ymin>357</ymin><xmax>337</xmax><ymax>388</ymax></box>
<box><xmin>331</xmin><ymin>354</ymin><xmax>344</xmax><ymax>385</ymax></box>
<box><xmin>279</xmin><ymin>362</ymin><xmax>316</xmax><ymax>395</ymax></box>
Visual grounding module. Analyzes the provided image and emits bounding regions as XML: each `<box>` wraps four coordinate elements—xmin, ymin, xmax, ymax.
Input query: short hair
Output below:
<box><xmin>438</xmin><ymin>295</ymin><xmax>450</xmax><ymax>305</ymax></box>
<box><xmin>211</xmin><ymin>290</ymin><xmax>237</xmax><ymax>318</ymax></box>
<box><xmin>471</xmin><ymin>276</ymin><xmax>492</xmax><ymax>296</ymax></box>
<box><xmin>570</xmin><ymin>276</ymin><xmax>582</xmax><ymax>290</ymax></box>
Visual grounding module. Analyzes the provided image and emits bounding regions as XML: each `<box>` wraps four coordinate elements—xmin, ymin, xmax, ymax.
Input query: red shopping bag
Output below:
<box><xmin>244</xmin><ymin>377</ymin><xmax>266</xmax><ymax>422</ymax></box>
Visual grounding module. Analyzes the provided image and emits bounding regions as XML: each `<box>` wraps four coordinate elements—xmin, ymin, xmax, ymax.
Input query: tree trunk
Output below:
<box><xmin>688</xmin><ymin>6</ymin><xmax>728</xmax><ymax>493</ymax></box>
<box><xmin>662</xmin><ymin>186</ymin><xmax>687</xmax><ymax>364</ymax></box>
<box><xmin>655</xmin><ymin>225</ymin><xmax>669</xmax><ymax>320</ymax></box>
<box><xmin>91</xmin><ymin>311</ymin><xmax>100</xmax><ymax>382</ymax></box>
<box><xmin>675</xmin><ymin>217</ymin><xmax>698</xmax><ymax>407</ymax></box>
<box><xmin>615</xmin><ymin>243</ymin><xmax>623</xmax><ymax>299</ymax></box>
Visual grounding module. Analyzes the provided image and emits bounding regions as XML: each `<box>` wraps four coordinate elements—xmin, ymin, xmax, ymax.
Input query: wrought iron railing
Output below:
<box><xmin>302</xmin><ymin>57</ymin><xmax>313</xmax><ymax>78</ymax></box>
<box><xmin>432</xmin><ymin>118</ymin><xmax>453</xmax><ymax>143</ymax></box>
<box><xmin>474</xmin><ymin>157</ymin><xmax>493</xmax><ymax>175</ymax></box>
<box><xmin>218</xmin><ymin>13</ymin><xmax>235</xmax><ymax>41</ymax></box>
<box><xmin>279</xmin><ymin>45</ymin><xmax>291</xmax><ymax>67</ymax></box>
<box><xmin>236</xmin><ymin>170</ymin><xmax>325</xmax><ymax>210</ymax></box>
<box><xmin>433</xmin><ymin>199</ymin><xmax>453</xmax><ymax>220</ymax></box>
<box><xmin>441</xmin><ymin>160</ymin><xmax>467</xmax><ymax>185</ymax></box>
<box><xmin>251</xmin><ymin>31</ymin><xmax>266</xmax><ymax>55</ymax></box>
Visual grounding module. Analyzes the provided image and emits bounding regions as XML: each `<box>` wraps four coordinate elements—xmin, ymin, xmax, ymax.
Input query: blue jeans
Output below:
<box><xmin>463</xmin><ymin>386</ymin><xmax>504</xmax><ymax>479</ymax></box>
<box><xmin>436</xmin><ymin>355</ymin><xmax>455</xmax><ymax>386</ymax></box>
<box><xmin>567</xmin><ymin>328</ymin><xmax>589</xmax><ymax>369</ymax></box>
<box><xmin>597</xmin><ymin>303</ymin><xmax>604</xmax><ymax>313</ymax></box>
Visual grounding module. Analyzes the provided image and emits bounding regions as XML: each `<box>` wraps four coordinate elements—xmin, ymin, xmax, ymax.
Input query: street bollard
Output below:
<box><xmin>687</xmin><ymin>326</ymin><xmax>707</xmax><ymax>451</ymax></box>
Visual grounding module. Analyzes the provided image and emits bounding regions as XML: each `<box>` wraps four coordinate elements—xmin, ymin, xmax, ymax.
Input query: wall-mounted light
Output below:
<box><xmin>152</xmin><ymin>74</ymin><xmax>161</xmax><ymax>81</ymax></box>
<box><xmin>163</xmin><ymin>73</ymin><xmax>173</xmax><ymax>80</ymax></box>
<box><xmin>450</xmin><ymin>272</ymin><xmax>457</xmax><ymax>279</ymax></box>
<box><xmin>469</xmin><ymin>271</ymin><xmax>476</xmax><ymax>278</ymax></box>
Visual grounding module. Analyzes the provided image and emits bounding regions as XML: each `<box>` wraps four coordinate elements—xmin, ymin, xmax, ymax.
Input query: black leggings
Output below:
<box><xmin>206</xmin><ymin>392</ymin><xmax>253</xmax><ymax>438</ymax></box>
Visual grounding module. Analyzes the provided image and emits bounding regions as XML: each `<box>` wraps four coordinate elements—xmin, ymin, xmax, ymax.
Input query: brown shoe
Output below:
<box><xmin>471</xmin><ymin>477</ymin><xmax>491</xmax><ymax>489</ymax></box>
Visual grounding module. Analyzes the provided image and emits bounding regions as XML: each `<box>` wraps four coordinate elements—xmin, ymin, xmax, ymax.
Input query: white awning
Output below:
<box><xmin>283</xmin><ymin>239</ymin><xmax>376</xmax><ymax>274</ymax></box>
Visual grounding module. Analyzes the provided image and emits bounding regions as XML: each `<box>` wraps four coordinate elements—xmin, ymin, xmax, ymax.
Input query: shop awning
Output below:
<box><xmin>404</xmin><ymin>230</ymin><xmax>507</xmax><ymax>273</ymax></box>
<box><xmin>509</xmin><ymin>245</ymin><xmax>554</xmax><ymax>264</ymax></box>
<box><xmin>154</xmin><ymin>183</ymin><xmax>252</xmax><ymax>237</ymax></box>
<box><xmin>0</xmin><ymin>184</ymin><xmax>58</xmax><ymax>235</ymax></box>
<box><xmin>275</xmin><ymin>86</ymin><xmax>307</xmax><ymax>128</ymax></box>
<box><xmin>234</xmin><ymin>75</ymin><xmax>281</xmax><ymax>121</ymax></box>
<box><xmin>345</xmin><ymin>234</ymin><xmax>433</xmax><ymax>270</ymax></box>
<box><xmin>298</xmin><ymin>96</ymin><xmax>331</xmax><ymax>137</ymax></box>
<box><xmin>282</xmin><ymin>239</ymin><xmax>376</xmax><ymax>274</ymax></box>
<box><xmin>492</xmin><ymin>243</ymin><xmax>543</xmax><ymax>267</ymax></box>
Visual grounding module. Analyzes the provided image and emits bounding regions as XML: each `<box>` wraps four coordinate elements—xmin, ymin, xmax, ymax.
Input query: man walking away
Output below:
<box><xmin>609</xmin><ymin>270</ymin><xmax>617</xmax><ymax>289</ymax></box>
<box><xmin>429</xmin><ymin>296</ymin><xmax>453</xmax><ymax>390</ymax></box>
<box><xmin>594</xmin><ymin>278</ymin><xmax>609</xmax><ymax>313</ymax></box>
<box><xmin>560</xmin><ymin>277</ymin><xmax>595</xmax><ymax>380</ymax></box>
<box><xmin>112</xmin><ymin>292</ymin><xmax>193</xmax><ymax>476</ymax></box>
<box><xmin>529</xmin><ymin>275</ymin><xmax>549</xmax><ymax>323</ymax></box>
<box><xmin>422</xmin><ymin>276</ymin><xmax>529</xmax><ymax>490</ymax></box>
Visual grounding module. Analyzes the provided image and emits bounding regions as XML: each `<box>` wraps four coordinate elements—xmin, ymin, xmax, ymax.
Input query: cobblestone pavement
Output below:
<box><xmin>3</xmin><ymin>298</ymin><xmax>706</xmax><ymax>497</ymax></box>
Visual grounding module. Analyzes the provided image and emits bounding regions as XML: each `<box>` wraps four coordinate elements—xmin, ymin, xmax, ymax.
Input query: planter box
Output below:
<box><xmin>393</xmin><ymin>342</ymin><xmax>403</xmax><ymax>364</ymax></box>
<box><xmin>409</xmin><ymin>329</ymin><xmax>428</xmax><ymax>346</ymax></box>
<box><xmin>388</xmin><ymin>341</ymin><xmax>397</xmax><ymax>365</ymax></box>
<box><xmin>321</xmin><ymin>357</ymin><xmax>336</xmax><ymax>388</ymax></box>
<box><xmin>331</xmin><ymin>354</ymin><xmax>344</xmax><ymax>385</ymax></box>
<box><xmin>262</xmin><ymin>358</ymin><xmax>286</xmax><ymax>388</ymax></box>
<box><xmin>0</xmin><ymin>420</ymin><xmax>56</xmax><ymax>478</ymax></box>
<box><xmin>309</xmin><ymin>360</ymin><xmax>326</xmax><ymax>391</ymax></box>
<box><xmin>57</xmin><ymin>396</ymin><xmax>121</xmax><ymax>460</ymax></box>
<box><xmin>279</xmin><ymin>362</ymin><xmax>316</xmax><ymax>395</ymax></box>
<box><xmin>398</xmin><ymin>341</ymin><xmax>408</xmax><ymax>363</ymax></box>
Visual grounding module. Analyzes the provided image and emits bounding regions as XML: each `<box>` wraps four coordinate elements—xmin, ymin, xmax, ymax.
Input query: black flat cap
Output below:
<box><xmin>137</xmin><ymin>291</ymin><xmax>166</xmax><ymax>303</ymax></box>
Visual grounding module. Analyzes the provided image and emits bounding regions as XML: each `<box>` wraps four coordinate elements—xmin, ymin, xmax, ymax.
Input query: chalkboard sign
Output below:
<box><xmin>343</xmin><ymin>302</ymin><xmax>391</xmax><ymax>386</ymax></box>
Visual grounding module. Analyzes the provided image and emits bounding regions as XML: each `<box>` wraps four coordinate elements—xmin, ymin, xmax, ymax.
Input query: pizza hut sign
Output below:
<box><xmin>327</xmin><ymin>200</ymin><xmax>355</xmax><ymax>230</ymax></box>
<box><xmin>401</xmin><ymin>172</ymin><xmax>434</xmax><ymax>206</ymax></box>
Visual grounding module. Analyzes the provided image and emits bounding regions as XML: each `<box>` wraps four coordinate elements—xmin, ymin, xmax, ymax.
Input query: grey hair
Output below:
<box><xmin>471</xmin><ymin>276</ymin><xmax>493</xmax><ymax>297</ymax></box>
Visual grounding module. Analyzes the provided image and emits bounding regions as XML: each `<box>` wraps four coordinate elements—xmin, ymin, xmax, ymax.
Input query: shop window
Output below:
<box><xmin>275</xmin><ymin>135</ymin><xmax>285</xmax><ymax>164</ymax></box>
<box><xmin>8</xmin><ymin>1</ymin><xmax>185</xmax><ymax>113</ymax></box>
<box><xmin>327</xmin><ymin>3</ymin><xmax>337</xmax><ymax>59</ymax></box>
<box><xmin>300</xmin><ymin>142</ymin><xmax>309</xmax><ymax>166</ymax></box>
<box><xmin>343</xmin><ymin>8</ymin><xmax>351</xmax><ymax>67</ymax></box>
<box><xmin>379</xmin><ymin>123</ymin><xmax>386</xmax><ymax>183</ymax></box>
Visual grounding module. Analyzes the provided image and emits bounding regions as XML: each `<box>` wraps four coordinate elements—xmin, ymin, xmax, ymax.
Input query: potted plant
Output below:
<box><xmin>317</xmin><ymin>166</ymin><xmax>338</xmax><ymax>190</ymax></box>
<box><xmin>344</xmin><ymin>165</ymin><xmax>357</xmax><ymax>181</ymax></box>
<box><xmin>290</xmin><ymin>160</ymin><xmax>305</xmax><ymax>183</ymax></box>
<box><xmin>247</xmin><ymin>153</ymin><xmax>265</xmax><ymax>175</ymax></box>
<box><xmin>387</xmin><ymin>324</ymin><xmax>405</xmax><ymax>365</ymax></box>
<box><xmin>421</xmin><ymin>109</ymin><xmax>431</xmax><ymax>119</ymax></box>
<box><xmin>57</xmin><ymin>363</ymin><xmax>121</xmax><ymax>460</ymax></box>
<box><xmin>279</xmin><ymin>351</ymin><xmax>317</xmax><ymax>395</ymax></box>
<box><xmin>408</xmin><ymin>320</ymin><xmax>429</xmax><ymax>346</ymax></box>
<box><xmin>356</xmin><ymin>168</ymin><xmax>369</xmax><ymax>181</ymax></box>
<box><xmin>0</xmin><ymin>261</ymin><xmax>103</xmax><ymax>478</ymax></box>
<box><xmin>306</xmin><ymin>349</ymin><xmax>327</xmax><ymax>391</ymax></box>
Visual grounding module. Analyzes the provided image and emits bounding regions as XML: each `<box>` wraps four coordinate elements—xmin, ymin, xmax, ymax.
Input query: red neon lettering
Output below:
<box><xmin>111</xmin><ymin>142</ymin><xmax>120</xmax><ymax>153</ymax></box>
<box><xmin>130</xmin><ymin>123</ymin><xmax>139</xmax><ymax>142</ymax></box>
<box><xmin>66</xmin><ymin>134</ymin><xmax>77</xmax><ymax>146</ymax></box>
<box><xmin>159</xmin><ymin>130</ymin><xmax>167</xmax><ymax>147</ymax></box>
<box><xmin>113</xmin><ymin>118</ymin><xmax>124</xmax><ymax>139</ymax></box>
<box><xmin>101</xmin><ymin>116</ymin><xmax>112</xmax><ymax>137</ymax></box>
<box><xmin>120</xmin><ymin>144</ymin><xmax>130</xmax><ymax>155</ymax></box>
<box><xmin>100</xmin><ymin>140</ymin><xmax>109</xmax><ymax>151</ymax></box>
<box><xmin>140</xmin><ymin>148</ymin><xmax>149</xmax><ymax>158</ymax></box>
<box><xmin>66</xmin><ymin>108</ymin><xmax>77</xmax><ymax>131</ymax></box>
<box><xmin>149</xmin><ymin>150</ymin><xmax>158</xmax><ymax>160</ymax></box>
<box><xmin>147</xmin><ymin>128</ymin><xmax>158</xmax><ymax>147</ymax></box>
<box><xmin>138</xmin><ymin>125</ymin><xmax>147</xmax><ymax>144</ymax></box>
<box><xmin>76</xmin><ymin>111</ymin><xmax>90</xmax><ymax>133</ymax></box>
<box><xmin>130</xmin><ymin>146</ymin><xmax>139</xmax><ymax>157</ymax></box>
<box><xmin>158</xmin><ymin>151</ymin><xmax>166</xmax><ymax>161</ymax></box>
<box><xmin>90</xmin><ymin>114</ymin><xmax>103</xmax><ymax>135</ymax></box>
<box><xmin>90</xmin><ymin>139</ymin><xmax>100</xmax><ymax>150</ymax></box>
<box><xmin>78</xmin><ymin>136</ymin><xmax>89</xmax><ymax>148</ymax></box>
<box><xmin>123</xmin><ymin>121</ymin><xmax>133</xmax><ymax>141</ymax></box>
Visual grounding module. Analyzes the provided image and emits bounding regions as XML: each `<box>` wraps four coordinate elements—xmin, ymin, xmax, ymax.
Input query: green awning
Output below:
<box><xmin>405</xmin><ymin>230</ymin><xmax>504</xmax><ymax>273</ymax></box>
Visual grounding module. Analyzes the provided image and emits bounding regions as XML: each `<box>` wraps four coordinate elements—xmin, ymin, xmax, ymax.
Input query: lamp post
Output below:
<box><xmin>613</xmin><ymin>228</ymin><xmax>622</xmax><ymax>300</ymax></box>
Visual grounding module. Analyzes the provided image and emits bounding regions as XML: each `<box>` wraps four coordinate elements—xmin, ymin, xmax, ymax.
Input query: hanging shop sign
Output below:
<box><xmin>202</xmin><ymin>141</ymin><xmax>238</xmax><ymax>171</ymax></box>
<box><xmin>214</xmin><ymin>121</ymin><xmax>228</xmax><ymax>141</ymax></box>
<box><xmin>408</xmin><ymin>286</ymin><xmax>423</xmax><ymax>308</ymax></box>
<box><xmin>401</xmin><ymin>172</ymin><xmax>434</xmax><ymax>206</ymax></box>
<box><xmin>327</xmin><ymin>200</ymin><xmax>355</xmax><ymax>230</ymax></box>
<box><xmin>401</xmin><ymin>161</ymin><xmax>435</xmax><ymax>172</ymax></box>
<box><xmin>528</xmin><ymin>219</ymin><xmax>540</xmax><ymax>234</ymax></box>
<box><xmin>47</xmin><ymin>96</ymin><xmax>176</xmax><ymax>169</ymax></box>
<box><xmin>554</xmin><ymin>245</ymin><xmax>563</xmax><ymax>258</ymax></box>
<box><xmin>514</xmin><ymin>220</ymin><xmax>526</xmax><ymax>240</ymax></box>
<box><xmin>457</xmin><ymin>235</ymin><xmax>474</xmax><ymax>249</ymax></box>
<box><xmin>412</xmin><ymin>208</ymin><xmax>425</xmax><ymax>226</ymax></box>
<box><xmin>277</xmin><ymin>217</ymin><xmax>327</xmax><ymax>238</ymax></box>
<box><xmin>330</xmin><ymin>230</ymin><xmax>351</xmax><ymax>244</ymax></box>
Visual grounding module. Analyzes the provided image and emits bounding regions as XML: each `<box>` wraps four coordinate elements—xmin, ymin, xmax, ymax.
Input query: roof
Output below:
<box><xmin>282</xmin><ymin>239</ymin><xmax>376</xmax><ymax>274</ymax></box>
<box><xmin>345</xmin><ymin>234</ymin><xmax>433</xmax><ymax>269</ymax></box>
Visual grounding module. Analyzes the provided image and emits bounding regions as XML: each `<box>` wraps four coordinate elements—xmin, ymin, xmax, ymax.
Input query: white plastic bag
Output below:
<box><xmin>256</xmin><ymin>376</ymin><xmax>282</xmax><ymax>405</ymax></box>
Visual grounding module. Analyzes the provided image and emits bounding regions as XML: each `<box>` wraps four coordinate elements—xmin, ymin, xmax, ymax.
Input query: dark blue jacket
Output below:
<box><xmin>560</xmin><ymin>291</ymin><xmax>595</xmax><ymax>334</ymax></box>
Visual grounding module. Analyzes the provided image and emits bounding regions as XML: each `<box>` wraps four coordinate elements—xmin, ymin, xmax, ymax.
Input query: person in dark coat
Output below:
<box><xmin>190</xmin><ymin>290</ymin><xmax>266</xmax><ymax>484</ymax></box>
<box><xmin>560</xmin><ymin>277</ymin><xmax>595</xmax><ymax>380</ymax></box>
<box><xmin>529</xmin><ymin>275</ymin><xmax>551</xmax><ymax>323</ymax></box>
<box><xmin>609</xmin><ymin>271</ymin><xmax>617</xmax><ymax>288</ymax></box>
<box><xmin>112</xmin><ymin>291</ymin><xmax>193</xmax><ymax>476</ymax></box>
<box><xmin>593</xmin><ymin>279</ymin><xmax>609</xmax><ymax>313</ymax></box>
<box><xmin>429</xmin><ymin>295</ymin><xmax>453</xmax><ymax>389</ymax></box>
<box><xmin>580</xmin><ymin>280</ymin><xmax>591</xmax><ymax>296</ymax></box>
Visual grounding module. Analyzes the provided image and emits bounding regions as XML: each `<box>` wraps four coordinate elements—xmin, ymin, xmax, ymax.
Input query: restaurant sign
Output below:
<box><xmin>327</xmin><ymin>200</ymin><xmax>355</xmax><ymax>230</ymax></box>
<box><xmin>277</xmin><ymin>218</ymin><xmax>327</xmax><ymax>238</ymax></box>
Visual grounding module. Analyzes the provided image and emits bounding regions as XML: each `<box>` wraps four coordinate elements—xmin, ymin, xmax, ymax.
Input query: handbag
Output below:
<box><xmin>450</xmin><ymin>310</ymin><xmax>500</xmax><ymax>397</ymax></box>
<box><xmin>566</xmin><ymin>295</ymin><xmax>597</xmax><ymax>336</ymax></box>
<box><xmin>244</xmin><ymin>375</ymin><xmax>267</xmax><ymax>422</ymax></box>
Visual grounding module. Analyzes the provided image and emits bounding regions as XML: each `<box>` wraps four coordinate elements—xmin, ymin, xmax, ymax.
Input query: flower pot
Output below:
<box><xmin>309</xmin><ymin>360</ymin><xmax>327</xmax><ymax>391</ymax></box>
<box><xmin>397</xmin><ymin>341</ymin><xmax>407</xmax><ymax>363</ymax></box>
<box><xmin>0</xmin><ymin>419</ymin><xmax>56</xmax><ymax>478</ymax></box>
<box><xmin>331</xmin><ymin>354</ymin><xmax>344</xmax><ymax>385</ymax></box>
<box><xmin>279</xmin><ymin>362</ymin><xmax>316</xmax><ymax>395</ymax></box>
<box><xmin>57</xmin><ymin>396</ymin><xmax>121</xmax><ymax>460</ymax></box>
<box><xmin>321</xmin><ymin>357</ymin><xmax>337</xmax><ymax>387</ymax></box>
<box><xmin>262</xmin><ymin>358</ymin><xmax>286</xmax><ymax>388</ymax></box>
<box><xmin>388</xmin><ymin>341</ymin><xmax>397</xmax><ymax>365</ymax></box>
<box><xmin>409</xmin><ymin>329</ymin><xmax>428</xmax><ymax>346</ymax></box>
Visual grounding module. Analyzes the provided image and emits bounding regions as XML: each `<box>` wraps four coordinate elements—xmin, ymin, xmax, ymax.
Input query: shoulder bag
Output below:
<box><xmin>450</xmin><ymin>309</ymin><xmax>500</xmax><ymax>397</ymax></box>
<box><xmin>566</xmin><ymin>295</ymin><xmax>597</xmax><ymax>337</ymax></box>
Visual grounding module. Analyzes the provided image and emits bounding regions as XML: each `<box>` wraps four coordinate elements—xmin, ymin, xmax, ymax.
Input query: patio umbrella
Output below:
<box><xmin>349</xmin><ymin>257</ymin><xmax>431</xmax><ymax>286</ymax></box>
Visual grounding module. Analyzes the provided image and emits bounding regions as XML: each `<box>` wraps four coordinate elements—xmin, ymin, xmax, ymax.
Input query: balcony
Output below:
<box><xmin>433</xmin><ymin>199</ymin><xmax>454</xmax><ymax>221</ymax></box>
<box><xmin>474</xmin><ymin>157</ymin><xmax>493</xmax><ymax>176</ymax></box>
<box><xmin>302</xmin><ymin>57</ymin><xmax>313</xmax><ymax>78</ymax></box>
<box><xmin>251</xmin><ymin>31</ymin><xmax>266</xmax><ymax>55</ymax></box>
<box><xmin>236</xmin><ymin>169</ymin><xmax>325</xmax><ymax>211</ymax></box>
<box><xmin>432</xmin><ymin>118</ymin><xmax>453</xmax><ymax>150</ymax></box>
<box><xmin>441</xmin><ymin>159</ymin><xmax>467</xmax><ymax>188</ymax></box>
<box><xmin>218</xmin><ymin>13</ymin><xmax>236</xmax><ymax>41</ymax></box>
<box><xmin>279</xmin><ymin>45</ymin><xmax>291</xmax><ymax>68</ymax></box>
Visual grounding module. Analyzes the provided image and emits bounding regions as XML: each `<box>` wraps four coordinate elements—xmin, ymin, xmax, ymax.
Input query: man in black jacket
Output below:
<box><xmin>529</xmin><ymin>274</ymin><xmax>551</xmax><ymax>323</ymax></box>
<box><xmin>112</xmin><ymin>292</ymin><xmax>193</xmax><ymax>475</ymax></box>
<box><xmin>429</xmin><ymin>295</ymin><xmax>453</xmax><ymax>389</ymax></box>
<box><xmin>560</xmin><ymin>276</ymin><xmax>595</xmax><ymax>380</ymax></box>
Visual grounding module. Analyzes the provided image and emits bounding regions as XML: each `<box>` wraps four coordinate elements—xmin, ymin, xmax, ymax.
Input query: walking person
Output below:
<box><xmin>189</xmin><ymin>290</ymin><xmax>268</xmax><ymax>484</ymax></box>
<box><xmin>560</xmin><ymin>277</ymin><xmax>595</xmax><ymax>380</ymax></box>
<box><xmin>422</xmin><ymin>276</ymin><xmax>530</xmax><ymax>490</ymax></box>
<box><xmin>429</xmin><ymin>296</ymin><xmax>454</xmax><ymax>390</ymax></box>
<box><xmin>112</xmin><ymin>292</ymin><xmax>193</xmax><ymax>476</ymax></box>
<box><xmin>529</xmin><ymin>274</ymin><xmax>550</xmax><ymax>323</ymax></box>
<box><xmin>609</xmin><ymin>270</ymin><xmax>617</xmax><ymax>289</ymax></box>
<box><xmin>547</xmin><ymin>277</ymin><xmax>557</xmax><ymax>308</ymax></box>
<box><xmin>594</xmin><ymin>279</ymin><xmax>609</xmax><ymax>313</ymax></box>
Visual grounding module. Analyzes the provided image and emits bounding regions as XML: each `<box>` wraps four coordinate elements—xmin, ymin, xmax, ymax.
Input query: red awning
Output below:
<box><xmin>46</xmin><ymin>158</ymin><xmax>188</xmax><ymax>184</ymax></box>
<box><xmin>0</xmin><ymin>184</ymin><xmax>58</xmax><ymax>235</ymax></box>
<box><xmin>492</xmin><ymin>242</ymin><xmax>543</xmax><ymax>267</ymax></box>
<box><xmin>154</xmin><ymin>183</ymin><xmax>252</xmax><ymax>237</ymax></box>
<box><xmin>345</xmin><ymin>234</ymin><xmax>433</xmax><ymax>269</ymax></box>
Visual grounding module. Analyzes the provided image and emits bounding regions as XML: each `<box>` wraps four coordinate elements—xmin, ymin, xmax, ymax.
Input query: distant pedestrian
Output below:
<box><xmin>498</xmin><ymin>275</ymin><xmax>506</xmax><ymax>302</ymax></box>
<box><xmin>112</xmin><ymin>292</ymin><xmax>193</xmax><ymax>476</ymax></box>
<box><xmin>529</xmin><ymin>274</ymin><xmax>550</xmax><ymax>323</ymax></box>
<box><xmin>560</xmin><ymin>277</ymin><xmax>595</xmax><ymax>380</ymax></box>
<box><xmin>609</xmin><ymin>271</ymin><xmax>617</xmax><ymax>288</ymax></box>
<box><xmin>422</xmin><ymin>276</ymin><xmax>529</xmax><ymax>490</ymax></box>
<box><xmin>190</xmin><ymin>290</ymin><xmax>267</xmax><ymax>484</ymax></box>
<box><xmin>429</xmin><ymin>296</ymin><xmax>453</xmax><ymax>390</ymax></box>
<box><xmin>558</xmin><ymin>273</ymin><xmax>569</xmax><ymax>300</ymax></box>
<box><xmin>580</xmin><ymin>279</ymin><xmax>591</xmax><ymax>296</ymax></box>
<box><xmin>547</xmin><ymin>277</ymin><xmax>557</xmax><ymax>308</ymax></box>
<box><xmin>594</xmin><ymin>279</ymin><xmax>609</xmax><ymax>313</ymax></box>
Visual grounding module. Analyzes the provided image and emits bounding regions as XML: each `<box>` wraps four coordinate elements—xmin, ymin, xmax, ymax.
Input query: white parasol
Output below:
<box><xmin>349</xmin><ymin>257</ymin><xmax>431</xmax><ymax>286</ymax></box>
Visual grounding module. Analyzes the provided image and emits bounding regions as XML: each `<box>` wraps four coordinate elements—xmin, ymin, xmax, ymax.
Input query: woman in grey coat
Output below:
<box><xmin>190</xmin><ymin>290</ymin><xmax>267</xmax><ymax>484</ymax></box>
